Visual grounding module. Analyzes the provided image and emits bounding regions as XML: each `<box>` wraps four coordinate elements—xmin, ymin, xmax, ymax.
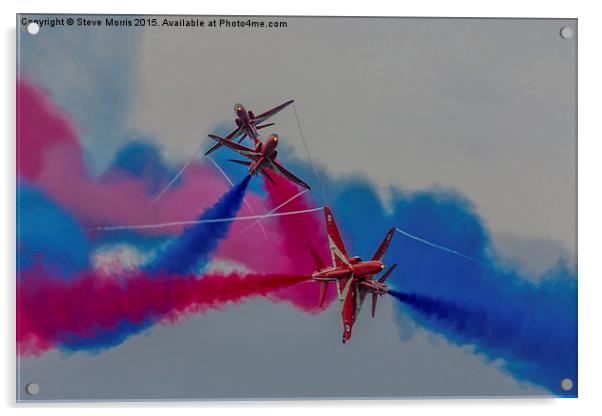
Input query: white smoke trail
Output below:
<box><xmin>206</xmin><ymin>155</ymin><xmax>268</xmax><ymax>241</ymax></box>
<box><xmin>91</xmin><ymin>207</ymin><xmax>324</xmax><ymax>232</ymax></box>
<box><xmin>153</xmin><ymin>143</ymin><xmax>204</xmax><ymax>203</ymax></box>
<box><xmin>232</xmin><ymin>189</ymin><xmax>309</xmax><ymax>239</ymax></box>
<box><xmin>292</xmin><ymin>102</ymin><xmax>328</xmax><ymax>206</ymax></box>
<box><xmin>395</xmin><ymin>228</ymin><xmax>484</xmax><ymax>265</ymax></box>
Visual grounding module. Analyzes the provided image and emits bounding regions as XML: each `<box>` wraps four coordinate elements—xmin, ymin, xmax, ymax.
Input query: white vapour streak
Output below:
<box><xmin>395</xmin><ymin>227</ymin><xmax>483</xmax><ymax>265</ymax></box>
<box><xmin>91</xmin><ymin>207</ymin><xmax>324</xmax><ymax>232</ymax></box>
<box><xmin>153</xmin><ymin>143</ymin><xmax>204</xmax><ymax>203</ymax></box>
<box><xmin>206</xmin><ymin>155</ymin><xmax>268</xmax><ymax>241</ymax></box>
<box><xmin>292</xmin><ymin>103</ymin><xmax>328</xmax><ymax>205</ymax></box>
<box><xmin>233</xmin><ymin>189</ymin><xmax>310</xmax><ymax>239</ymax></box>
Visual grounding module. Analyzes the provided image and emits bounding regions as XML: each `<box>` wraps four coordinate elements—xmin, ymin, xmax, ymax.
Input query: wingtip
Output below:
<box><xmin>204</xmin><ymin>141</ymin><xmax>222</xmax><ymax>155</ymax></box>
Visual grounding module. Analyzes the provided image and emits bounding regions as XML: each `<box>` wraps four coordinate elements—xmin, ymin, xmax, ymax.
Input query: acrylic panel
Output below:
<box><xmin>16</xmin><ymin>15</ymin><xmax>577</xmax><ymax>401</ymax></box>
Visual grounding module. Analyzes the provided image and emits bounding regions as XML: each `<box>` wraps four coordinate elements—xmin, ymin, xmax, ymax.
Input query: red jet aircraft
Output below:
<box><xmin>311</xmin><ymin>207</ymin><xmax>396</xmax><ymax>343</ymax></box>
<box><xmin>205</xmin><ymin>100</ymin><xmax>294</xmax><ymax>155</ymax></box>
<box><xmin>207</xmin><ymin>133</ymin><xmax>311</xmax><ymax>190</ymax></box>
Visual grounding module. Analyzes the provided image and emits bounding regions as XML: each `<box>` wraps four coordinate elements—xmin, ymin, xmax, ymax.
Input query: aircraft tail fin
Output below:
<box><xmin>228</xmin><ymin>159</ymin><xmax>252</xmax><ymax>167</ymax></box>
<box><xmin>309</xmin><ymin>245</ymin><xmax>326</xmax><ymax>270</ymax></box>
<box><xmin>371</xmin><ymin>293</ymin><xmax>378</xmax><ymax>318</ymax></box>
<box><xmin>261</xmin><ymin>169</ymin><xmax>276</xmax><ymax>185</ymax></box>
<box><xmin>372</xmin><ymin>264</ymin><xmax>396</xmax><ymax>318</ymax></box>
<box><xmin>236</xmin><ymin>133</ymin><xmax>248</xmax><ymax>143</ymax></box>
<box><xmin>309</xmin><ymin>245</ymin><xmax>329</xmax><ymax>307</ymax></box>
<box><xmin>378</xmin><ymin>263</ymin><xmax>397</xmax><ymax>284</ymax></box>
<box><xmin>318</xmin><ymin>281</ymin><xmax>329</xmax><ymax>308</ymax></box>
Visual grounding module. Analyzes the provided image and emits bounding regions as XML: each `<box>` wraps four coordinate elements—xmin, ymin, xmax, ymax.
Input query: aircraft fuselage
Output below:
<box><xmin>234</xmin><ymin>103</ymin><xmax>258</xmax><ymax>139</ymax></box>
<box><xmin>311</xmin><ymin>260</ymin><xmax>384</xmax><ymax>281</ymax></box>
<box><xmin>248</xmin><ymin>134</ymin><xmax>279</xmax><ymax>176</ymax></box>
<box><xmin>311</xmin><ymin>259</ymin><xmax>388</xmax><ymax>343</ymax></box>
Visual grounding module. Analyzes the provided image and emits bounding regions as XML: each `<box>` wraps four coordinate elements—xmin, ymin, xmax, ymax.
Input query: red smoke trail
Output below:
<box><xmin>16</xmin><ymin>79</ymin><xmax>267</xmax><ymax>236</ymax></box>
<box><xmin>17</xmin><ymin>79</ymin><xmax>287</xmax><ymax>273</ymax></box>
<box><xmin>263</xmin><ymin>175</ymin><xmax>336</xmax><ymax>312</ymax></box>
<box><xmin>17</xmin><ymin>266</ymin><xmax>309</xmax><ymax>356</ymax></box>
<box><xmin>17</xmin><ymin>79</ymin><xmax>82</xmax><ymax>179</ymax></box>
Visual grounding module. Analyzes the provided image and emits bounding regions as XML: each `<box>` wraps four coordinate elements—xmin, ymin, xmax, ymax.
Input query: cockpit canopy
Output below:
<box><xmin>348</xmin><ymin>256</ymin><xmax>362</xmax><ymax>264</ymax></box>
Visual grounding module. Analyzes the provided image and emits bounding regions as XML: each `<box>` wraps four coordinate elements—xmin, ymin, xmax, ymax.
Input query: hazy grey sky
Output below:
<box><xmin>130</xmin><ymin>17</ymin><xmax>576</xmax><ymax>258</ymax></box>
<box><xmin>19</xmin><ymin>299</ymin><xmax>549</xmax><ymax>400</ymax></box>
<box><xmin>18</xmin><ymin>16</ymin><xmax>575</xmax><ymax>401</ymax></box>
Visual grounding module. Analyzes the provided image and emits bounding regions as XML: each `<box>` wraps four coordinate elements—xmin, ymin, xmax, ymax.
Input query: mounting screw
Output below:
<box><xmin>560</xmin><ymin>26</ymin><xmax>573</xmax><ymax>39</ymax></box>
<box><xmin>25</xmin><ymin>382</ymin><xmax>39</xmax><ymax>396</ymax></box>
<box><xmin>27</xmin><ymin>22</ymin><xmax>40</xmax><ymax>35</ymax></box>
<box><xmin>560</xmin><ymin>378</ymin><xmax>573</xmax><ymax>391</ymax></box>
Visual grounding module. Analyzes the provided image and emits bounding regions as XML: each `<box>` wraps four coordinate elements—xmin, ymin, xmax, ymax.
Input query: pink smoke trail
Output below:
<box><xmin>16</xmin><ymin>79</ymin><xmax>267</xmax><ymax>235</ymax></box>
<box><xmin>18</xmin><ymin>266</ymin><xmax>310</xmax><ymax>356</ymax></box>
<box><xmin>263</xmin><ymin>174</ymin><xmax>336</xmax><ymax>312</ymax></box>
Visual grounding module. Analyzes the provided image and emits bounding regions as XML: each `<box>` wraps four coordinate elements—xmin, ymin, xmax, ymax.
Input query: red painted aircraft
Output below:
<box><xmin>205</xmin><ymin>100</ymin><xmax>294</xmax><ymax>155</ymax></box>
<box><xmin>207</xmin><ymin>133</ymin><xmax>311</xmax><ymax>190</ymax></box>
<box><xmin>311</xmin><ymin>207</ymin><xmax>396</xmax><ymax>343</ymax></box>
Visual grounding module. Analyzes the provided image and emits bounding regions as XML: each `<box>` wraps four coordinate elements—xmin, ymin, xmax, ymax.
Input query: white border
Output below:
<box><xmin>3</xmin><ymin>0</ymin><xmax>601</xmax><ymax>414</ymax></box>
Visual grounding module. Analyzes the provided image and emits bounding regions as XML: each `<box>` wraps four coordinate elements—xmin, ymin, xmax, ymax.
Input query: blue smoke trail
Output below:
<box><xmin>383</xmin><ymin>189</ymin><xmax>576</xmax><ymax>396</ymax></box>
<box><xmin>18</xmin><ymin>127</ymin><xmax>577</xmax><ymax>388</ymax></box>
<box><xmin>107</xmin><ymin>140</ymin><xmax>178</xmax><ymax>195</ymax></box>
<box><xmin>148</xmin><ymin>175</ymin><xmax>251</xmax><ymax>275</ymax></box>
<box><xmin>58</xmin><ymin>319</ymin><xmax>154</xmax><ymax>354</ymax></box>
<box><xmin>17</xmin><ymin>183</ymin><xmax>91</xmax><ymax>278</ymax></box>
<box><xmin>389</xmin><ymin>291</ymin><xmax>480</xmax><ymax>326</ymax></box>
<box><xmin>274</xmin><ymin>152</ymin><xmax>577</xmax><ymax>396</ymax></box>
<box><xmin>55</xmin><ymin>175</ymin><xmax>251</xmax><ymax>352</ymax></box>
<box><xmin>388</xmin><ymin>282</ymin><xmax>576</xmax><ymax>397</ymax></box>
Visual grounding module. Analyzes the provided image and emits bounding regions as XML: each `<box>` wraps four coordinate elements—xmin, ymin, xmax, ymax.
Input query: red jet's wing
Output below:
<box><xmin>267</xmin><ymin>159</ymin><xmax>311</xmax><ymax>190</ymax></box>
<box><xmin>224</xmin><ymin>126</ymin><xmax>243</xmax><ymax>141</ymax></box>
<box><xmin>207</xmin><ymin>134</ymin><xmax>260</xmax><ymax>158</ymax></box>
<box><xmin>340</xmin><ymin>280</ymin><xmax>357</xmax><ymax>343</ymax></box>
<box><xmin>371</xmin><ymin>227</ymin><xmax>396</xmax><ymax>261</ymax></box>
<box><xmin>323</xmin><ymin>207</ymin><xmax>351</xmax><ymax>269</ymax></box>
<box><xmin>252</xmin><ymin>100</ymin><xmax>294</xmax><ymax>124</ymax></box>
<box><xmin>204</xmin><ymin>127</ymin><xmax>242</xmax><ymax>156</ymax></box>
